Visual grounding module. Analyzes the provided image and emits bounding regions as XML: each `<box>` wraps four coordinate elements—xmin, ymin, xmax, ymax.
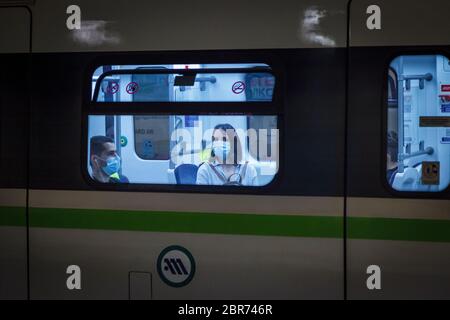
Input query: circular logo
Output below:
<box><xmin>107</xmin><ymin>82</ymin><xmax>119</xmax><ymax>94</ymax></box>
<box><xmin>232</xmin><ymin>81</ymin><xmax>246</xmax><ymax>94</ymax></box>
<box><xmin>120</xmin><ymin>136</ymin><xmax>128</xmax><ymax>147</ymax></box>
<box><xmin>157</xmin><ymin>245</ymin><xmax>195</xmax><ymax>288</ymax></box>
<box><xmin>126</xmin><ymin>82</ymin><xmax>139</xmax><ymax>94</ymax></box>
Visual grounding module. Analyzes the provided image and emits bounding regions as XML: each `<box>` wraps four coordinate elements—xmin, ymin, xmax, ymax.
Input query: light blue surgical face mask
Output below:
<box><xmin>212</xmin><ymin>141</ymin><xmax>231</xmax><ymax>163</ymax></box>
<box><xmin>100</xmin><ymin>155</ymin><xmax>121</xmax><ymax>176</ymax></box>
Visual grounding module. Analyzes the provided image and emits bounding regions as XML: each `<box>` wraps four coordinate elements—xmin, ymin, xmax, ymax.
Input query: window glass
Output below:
<box><xmin>91</xmin><ymin>63</ymin><xmax>275</xmax><ymax>102</ymax></box>
<box><xmin>247</xmin><ymin>116</ymin><xmax>277</xmax><ymax>161</ymax></box>
<box><xmin>134</xmin><ymin>116</ymin><xmax>170</xmax><ymax>160</ymax></box>
<box><xmin>87</xmin><ymin>115</ymin><xmax>279</xmax><ymax>186</ymax></box>
<box><xmin>387</xmin><ymin>55</ymin><xmax>450</xmax><ymax>192</ymax></box>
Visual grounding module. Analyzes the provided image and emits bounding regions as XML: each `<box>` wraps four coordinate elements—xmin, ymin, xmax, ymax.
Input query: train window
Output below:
<box><xmin>386</xmin><ymin>55</ymin><xmax>450</xmax><ymax>192</ymax></box>
<box><xmin>92</xmin><ymin>63</ymin><xmax>275</xmax><ymax>103</ymax></box>
<box><xmin>87</xmin><ymin>115</ymin><xmax>279</xmax><ymax>186</ymax></box>
<box><xmin>87</xmin><ymin>62</ymin><xmax>280</xmax><ymax>188</ymax></box>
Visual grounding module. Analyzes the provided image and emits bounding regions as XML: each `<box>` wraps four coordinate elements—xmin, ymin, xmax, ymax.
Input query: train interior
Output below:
<box><xmin>388</xmin><ymin>55</ymin><xmax>450</xmax><ymax>191</ymax></box>
<box><xmin>87</xmin><ymin>63</ymin><xmax>279</xmax><ymax>186</ymax></box>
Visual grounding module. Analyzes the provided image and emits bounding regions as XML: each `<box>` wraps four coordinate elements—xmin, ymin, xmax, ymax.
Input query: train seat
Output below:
<box><xmin>174</xmin><ymin>164</ymin><xmax>199</xmax><ymax>185</ymax></box>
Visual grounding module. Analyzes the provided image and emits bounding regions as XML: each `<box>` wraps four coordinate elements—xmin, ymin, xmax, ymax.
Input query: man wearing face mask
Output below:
<box><xmin>196</xmin><ymin>123</ymin><xmax>258</xmax><ymax>186</ymax></box>
<box><xmin>89</xmin><ymin>135</ymin><xmax>129</xmax><ymax>183</ymax></box>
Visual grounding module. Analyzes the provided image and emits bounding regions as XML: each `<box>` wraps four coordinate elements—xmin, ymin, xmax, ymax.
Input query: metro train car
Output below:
<box><xmin>0</xmin><ymin>0</ymin><xmax>449</xmax><ymax>300</ymax></box>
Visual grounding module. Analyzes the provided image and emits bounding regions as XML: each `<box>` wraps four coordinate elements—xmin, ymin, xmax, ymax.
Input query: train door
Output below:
<box><xmin>0</xmin><ymin>5</ymin><xmax>31</xmax><ymax>299</ymax></box>
<box><xmin>347</xmin><ymin>0</ymin><xmax>450</xmax><ymax>299</ymax></box>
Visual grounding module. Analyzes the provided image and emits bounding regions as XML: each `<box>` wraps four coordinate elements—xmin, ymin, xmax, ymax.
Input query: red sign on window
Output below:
<box><xmin>441</xmin><ymin>85</ymin><xmax>450</xmax><ymax>92</ymax></box>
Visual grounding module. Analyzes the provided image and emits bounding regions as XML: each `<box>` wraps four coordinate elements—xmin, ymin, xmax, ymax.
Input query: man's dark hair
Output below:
<box><xmin>387</xmin><ymin>130</ymin><xmax>398</xmax><ymax>162</ymax></box>
<box><xmin>90</xmin><ymin>136</ymin><xmax>114</xmax><ymax>166</ymax></box>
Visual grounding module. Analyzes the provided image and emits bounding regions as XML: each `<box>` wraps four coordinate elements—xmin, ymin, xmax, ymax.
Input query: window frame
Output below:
<box><xmin>81</xmin><ymin>54</ymin><xmax>285</xmax><ymax>194</ymax></box>
<box><xmin>382</xmin><ymin>51</ymin><xmax>450</xmax><ymax>197</ymax></box>
<box><xmin>387</xmin><ymin>67</ymin><xmax>398</xmax><ymax>109</ymax></box>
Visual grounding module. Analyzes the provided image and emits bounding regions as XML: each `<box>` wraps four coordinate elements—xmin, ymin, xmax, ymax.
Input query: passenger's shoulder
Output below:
<box><xmin>247</xmin><ymin>163</ymin><xmax>257</xmax><ymax>174</ymax></box>
<box><xmin>242</xmin><ymin>162</ymin><xmax>256</xmax><ymax>174</ymax></box>
<box><xmin>197</xmin><ymin>162</ymin><xmax>210</xmax><ymax>172</ymax></box>
<box><xmin>109</xmin><ymin>174</ymin><xmax>129</xmax><ymax>183</ymax></box>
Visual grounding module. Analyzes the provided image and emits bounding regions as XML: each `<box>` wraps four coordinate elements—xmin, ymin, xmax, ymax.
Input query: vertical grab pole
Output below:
<box><xmin>397</xmin><ymin>57</ymin><xmax>404</xmax><ymax>173</ymax></box>
<box><xmin>116</xmin><ymin>115</ymin><xmax>122</xmax><ymax>174</ymax></box>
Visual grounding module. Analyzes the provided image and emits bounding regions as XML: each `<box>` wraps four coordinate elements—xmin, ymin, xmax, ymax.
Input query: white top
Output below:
<box><xmin>196</xmin><ymin>161</ymin><xmax>258</xmax><ymax>186</ymax></box>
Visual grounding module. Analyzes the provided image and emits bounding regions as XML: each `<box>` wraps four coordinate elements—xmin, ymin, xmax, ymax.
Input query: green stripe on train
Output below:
<box><xmin>10</xmin><ymin>207</ymin><xmax>450</xmax><ymax>243</ymax></box>
<box><xmin>29</xmin><ymin>207</ymin><xmax>343</xmax><ymax>238</ymax></box>
<box><xmin>0</xmin><ymin>207</ymin><xmax>26</xmax><ymax>226</ymax></box>
<box><xmin>348</xmin><ymin>217</ymin><xmax>450</xmax><ymax>243</ymax></box>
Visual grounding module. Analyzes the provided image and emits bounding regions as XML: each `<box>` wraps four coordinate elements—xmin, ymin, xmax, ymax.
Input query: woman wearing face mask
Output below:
<box><xmin>196</xmin><ymin>124</ymin><xmax>258</xmax><ymax>186</ymax></box>
<box><xmin>89</xmin><ymin>135</ymin><xmax>129</xmax><ymax>183</ymax></box>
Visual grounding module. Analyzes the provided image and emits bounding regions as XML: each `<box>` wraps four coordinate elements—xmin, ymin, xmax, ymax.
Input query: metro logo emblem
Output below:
<box><xmin>157</xmin><ymin>245</ymin><xmax>196</xmax><ymax>287</ymax></box>
<box><xmin>163</xmin><ymin>258</ymin><xmax>188</xmax><ymax>275</ymax></box>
